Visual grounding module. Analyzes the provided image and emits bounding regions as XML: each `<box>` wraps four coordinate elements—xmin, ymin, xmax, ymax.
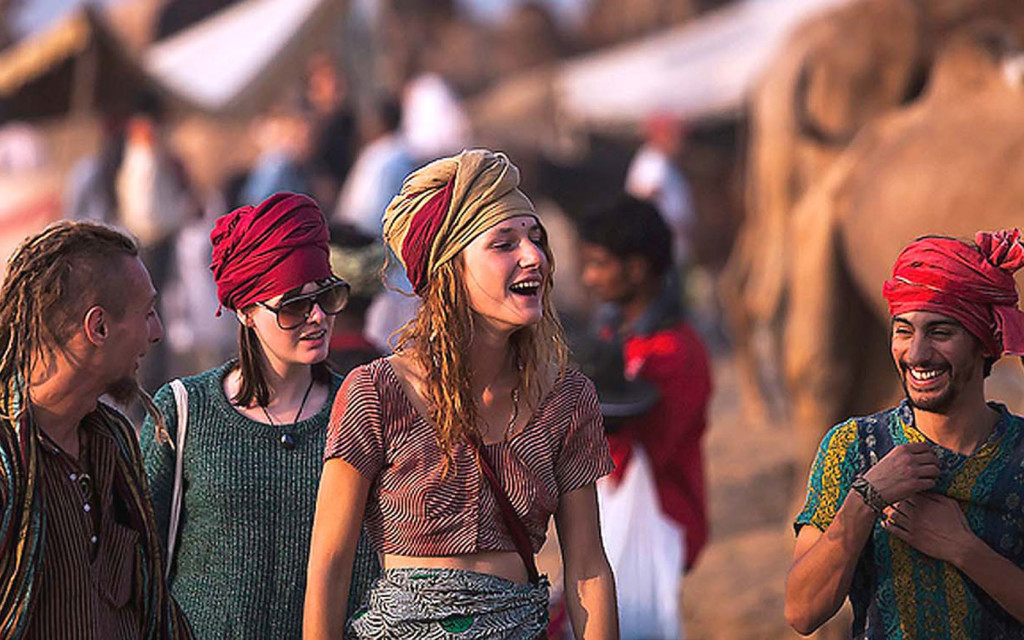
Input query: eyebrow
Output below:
<box><xmin>492</xmin><ymin>223</ymin><xmax>541</xmax><ymax>236</ymax></box>
<box><xmin>892</xmin><ymin>318</ymin><xmax>961</xmax><ymax>330</ymax></box>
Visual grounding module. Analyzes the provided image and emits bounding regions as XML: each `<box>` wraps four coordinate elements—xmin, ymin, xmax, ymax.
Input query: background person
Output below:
<box><xmin>305</xmin><ymin>149</ymin><xmax>619</xmax><ymax>638</ymax></box>
<box><xmin>327</xmin><ymin>222</ymin><xmax>386</xmax><ymax>375</ymax></box>
<box><xmin>141</xmin><ymin>193</ymin><xmax>378</xmax><ymax>639</ymax></box>
<box><xmin>577</xmin><ymin>195</ymin><xmax>712</xmax><ymax>574</ymax></box>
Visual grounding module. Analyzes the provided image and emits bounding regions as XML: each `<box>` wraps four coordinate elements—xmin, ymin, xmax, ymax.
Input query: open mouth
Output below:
<box><xmin>509</xmin><ymin>280</ymin><xmax>542</xmax><ymax>297</ymax></box>
<box><xmin>903</xmin><ymin>364</ymin><xmax>949</xmax><ymax>388</ymax></box>
<box><xmin>300</xmin><ymin>329</ymin><xmax>326</xmax><ymax>342</ymax></box>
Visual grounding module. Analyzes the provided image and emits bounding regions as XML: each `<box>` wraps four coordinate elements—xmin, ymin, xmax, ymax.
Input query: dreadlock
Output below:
<box><xmin>0</xmin><ymin>220</ymin><xmax>165</xmax><ymax>437</ymax></box>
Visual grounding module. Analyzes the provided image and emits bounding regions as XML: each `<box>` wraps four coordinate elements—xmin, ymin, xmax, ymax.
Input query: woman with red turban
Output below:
<box><xmin>304</xmin><ymin>150</ymin><xmax>619</xmax><ymax>638</ymax></box>
<box><xmin>141</xmin><ymin>192</ymin><xmax>378</xmax><ymax>638</ymax></box>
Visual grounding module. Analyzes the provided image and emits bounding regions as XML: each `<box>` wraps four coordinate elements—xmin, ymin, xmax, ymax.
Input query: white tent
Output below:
<box><xmin>144</xmin><ymin>0</ymin><xmax>344</xmax><ymax>114</ymax></box>
<box><xmin>554</xmin><ymin>0</ymin><xmax>853</xmax><ymax>127</ymax></box>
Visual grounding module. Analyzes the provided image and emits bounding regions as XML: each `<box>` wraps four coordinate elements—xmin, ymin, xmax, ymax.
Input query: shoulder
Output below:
<box><xmin>544</xmin><ymin>368</ymin><xmax>597</xmax><ymax>418</ymax></box>
<box><xmin>816</xmin><ymin>406</ymin><xmax>898</xmax><ymax>455</ymax></box>
<box><xmin>94</xmin><ymin>402</ymin><xmax>143</xmax><ymax>458</ymax></box>
<box><xmin>181</xmin><ymin>361</ymin><xmax>235</xmax><ymax>395</ymax></box>
<box><xmin>338</xmin><ymin>357</ymin><xmax>393</xmax><ymax>403</ymax></box>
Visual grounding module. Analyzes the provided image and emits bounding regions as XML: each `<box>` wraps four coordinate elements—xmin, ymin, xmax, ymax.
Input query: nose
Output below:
<box><xmin>906</xmin><ymin>331</ymin><xmax>930</xmax><ymax>363</ymax></box>
<box><xmin>519</xmin><ymin>238</ymin><xmax>545</xmax><ymax>270</ymax></box>
<box><xmin>149</xmin><ymin>312</ymin><xmax>164</xmax><ymax>345</ymax></box>
<box><xmin>306</xmin><ymin>301</ymin><xmax>327</xmax><ymax>324</ymax></box>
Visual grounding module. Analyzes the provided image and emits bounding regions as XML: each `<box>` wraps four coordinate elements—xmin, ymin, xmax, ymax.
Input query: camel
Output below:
<box><xmin>720</xmin><ymin>0</ymin><xmax>1024</xmax><ymax>424</ymax></box>
<box><xmin>782</xmin><ymin>22</ymin><xmax>1024</xmax><ymax>471</ymax></box>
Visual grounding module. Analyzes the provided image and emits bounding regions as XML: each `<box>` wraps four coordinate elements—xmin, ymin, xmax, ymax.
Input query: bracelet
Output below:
<box><xmin>851</xmin><ymin>475</ymin><xmax>888</xmax><ymax>516</ymax></box>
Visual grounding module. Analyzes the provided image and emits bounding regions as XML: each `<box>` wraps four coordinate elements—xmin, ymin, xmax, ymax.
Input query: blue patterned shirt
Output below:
<box><xmin>795</xmin><ymin>400</ymin><xmax>1024</xmax><ymax>639</ymax></box>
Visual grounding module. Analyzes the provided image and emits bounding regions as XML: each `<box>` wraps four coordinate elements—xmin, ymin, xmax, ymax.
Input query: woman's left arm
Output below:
<box><xmin>555</xmin><ymin>483</ymin><xmax>619</xmax><ymax>640</ymax></box>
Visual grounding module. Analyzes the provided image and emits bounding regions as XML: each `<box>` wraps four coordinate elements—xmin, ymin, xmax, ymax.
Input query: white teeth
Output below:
<box><xmin>909</xmin><ymin>369</ymin><xmax>942</xmax><ymax>381</ymax></box>
<box><xmin>509</xmin><ymin>281</ymin><xmax>541</xmax><ymax>294</ymax></box>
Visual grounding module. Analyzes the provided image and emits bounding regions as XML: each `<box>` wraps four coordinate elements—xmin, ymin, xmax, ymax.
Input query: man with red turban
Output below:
<box><xmin>786</xmin><ymin>229</ymin><xmax>1024</xmax><ymax>638</ymax></box>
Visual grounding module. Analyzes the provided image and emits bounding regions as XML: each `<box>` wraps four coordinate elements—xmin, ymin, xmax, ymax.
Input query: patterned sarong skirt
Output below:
<box><xmin>347</xmin><ymin>567</ymin><xmax>550</xmax><ymax>639</ymax></box>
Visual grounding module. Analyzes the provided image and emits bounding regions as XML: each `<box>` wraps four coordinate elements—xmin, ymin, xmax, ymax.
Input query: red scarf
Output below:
<box><xmin>210</xmin><ymin>192</ymin><xmax>332</xmax><ymax>312</ymax></box>
<box><xmin>882</xmin><ymin>229</ymin><xmax>1024</xmax><ymax>356</ymax></box>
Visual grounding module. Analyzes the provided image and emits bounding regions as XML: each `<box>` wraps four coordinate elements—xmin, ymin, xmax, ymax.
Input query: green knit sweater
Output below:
<box><xmin>141</xmin><ymin>362</ymin><xmax>378</xmax><ymax>639</ymax></box>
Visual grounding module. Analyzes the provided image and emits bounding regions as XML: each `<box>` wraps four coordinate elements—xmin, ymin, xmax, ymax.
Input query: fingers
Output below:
<box><xmin>882</xmin><ymin>511</ymin><xmax>910</xmax><ymax>533</ymax></box>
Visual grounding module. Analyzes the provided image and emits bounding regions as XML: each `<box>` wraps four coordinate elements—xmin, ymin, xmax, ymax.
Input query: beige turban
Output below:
<box><xmin>382</xmin><ymin>149</ymin><xmax>537</xmax><ymax>293</ymax></box>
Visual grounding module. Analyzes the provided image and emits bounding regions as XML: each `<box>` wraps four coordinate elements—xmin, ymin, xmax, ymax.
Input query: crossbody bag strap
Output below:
<box><xmin>167</xmin><ymin>379</ymin><xmax>189</xmax><ymax>581</ymax></box>
<box><xmin>471</xmin><ymin>439</ymin><xmax>540</xmax><ymax>585</ymax></box>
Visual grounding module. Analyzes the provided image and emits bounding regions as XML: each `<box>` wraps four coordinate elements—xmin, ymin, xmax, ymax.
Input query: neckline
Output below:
<box><xmin>895</xmin><ymin>399</ymin><xmax>1009</xmax><ymax>459</ymax></box>
<box><xmin>379</xmin><ymin>357</ymin><xmax>562</xmax><ymax>446</ymax></box>
<box><xmin>210</xmin><ymin>361</ymin><xmax>338</xmax><ymax>435</ymax></box>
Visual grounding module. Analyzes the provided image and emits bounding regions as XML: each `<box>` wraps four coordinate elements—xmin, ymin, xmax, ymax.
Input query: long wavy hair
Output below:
<box><xmin>393</xmin><ymin>236</ymin><xmax>568</xmax><ymax>467</ymax></box>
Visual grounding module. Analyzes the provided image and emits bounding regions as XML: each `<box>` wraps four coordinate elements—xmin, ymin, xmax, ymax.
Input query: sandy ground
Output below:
<box><xmin>682</xmin><ymin>355</ymin><xmax>803</xmax><ymax>640</ymax></box>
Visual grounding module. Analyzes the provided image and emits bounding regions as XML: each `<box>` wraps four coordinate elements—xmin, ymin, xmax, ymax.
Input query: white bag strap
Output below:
<box><xmin>166</xmin><ymin>379</ymin><xmax>188</xmax><ymax>580</ymax></box>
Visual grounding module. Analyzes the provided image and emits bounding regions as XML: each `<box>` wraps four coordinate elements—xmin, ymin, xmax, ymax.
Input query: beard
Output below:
<box><xmin>105</xmin><ymin>376</ymin><xmax>140</xmax><ymax>407</ymax></box>
<box><xmin>898</xmin><ymin>358</ymin><xmax>977</xmax><ymax>414</ymax></box>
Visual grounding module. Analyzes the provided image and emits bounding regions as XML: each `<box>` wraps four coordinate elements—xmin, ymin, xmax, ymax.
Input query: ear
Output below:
<box><xmin>83</xmin><ymin>306</ymin><xmax>109</xmax><ymax>346</ymax></box>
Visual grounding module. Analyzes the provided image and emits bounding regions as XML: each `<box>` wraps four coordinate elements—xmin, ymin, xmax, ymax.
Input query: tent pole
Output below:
<box><xmin>70</xmin><ymin>36</ymin><xmax>98</xmax><ymax>117</ymax></box>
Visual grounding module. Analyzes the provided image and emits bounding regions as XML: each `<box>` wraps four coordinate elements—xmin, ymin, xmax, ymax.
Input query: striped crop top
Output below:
<box><xmin>324</xmin><ymin>357</ymin><xmax>613</xmax><ymax>556</ymax></box>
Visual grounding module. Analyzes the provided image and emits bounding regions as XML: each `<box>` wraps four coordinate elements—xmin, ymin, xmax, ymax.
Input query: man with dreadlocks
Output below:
<box><xmin>0</xmin><ymin>221</ymin><xmax>191</xmax><ymax>638</ymax></box>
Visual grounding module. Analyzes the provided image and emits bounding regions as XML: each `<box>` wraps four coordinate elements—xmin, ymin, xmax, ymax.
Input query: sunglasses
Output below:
<box><xmin>257</xmin><ymin>280</ymin><xmax>350</xmax><ymax>330</ymax></box>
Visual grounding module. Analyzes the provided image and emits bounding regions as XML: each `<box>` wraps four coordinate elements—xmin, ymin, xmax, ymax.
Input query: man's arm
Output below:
<box><xmin>885</xmin><ymin>493</ymin><xmax>1024</xmax><ymax>623</ymax></box>
<box><xmin>786</xmin><ymin>442</ymin><xmax>940</xmax><ymax>635</ymax></box>
<box><xmin>785</xmin><ymin>492</ymin><xmax>876</xmax><ymax>634</ymax></box>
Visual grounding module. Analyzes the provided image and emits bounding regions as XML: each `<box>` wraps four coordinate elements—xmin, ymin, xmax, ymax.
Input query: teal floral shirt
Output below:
<box><xmin>796</xmin><ymin>400</ymin><xmax>1024</xmax><ymax>639</ymax></box>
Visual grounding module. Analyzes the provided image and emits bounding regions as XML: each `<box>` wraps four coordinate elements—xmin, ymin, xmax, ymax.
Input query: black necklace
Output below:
<box><xmin>260</xmin><ymin>377</ymin><xmax>315</xmax><ymax>451</ymax></box>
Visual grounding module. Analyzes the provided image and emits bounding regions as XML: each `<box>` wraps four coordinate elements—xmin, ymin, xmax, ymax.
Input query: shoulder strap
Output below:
<box><xmin>471</xmin><ymin>440</ymin><xmax>540</xmax><ymax>585</ymax></box>
<box><xmin>167</xmin><ymin>379</ymin><xmax>188</xmax><ymax>580</ymax></box>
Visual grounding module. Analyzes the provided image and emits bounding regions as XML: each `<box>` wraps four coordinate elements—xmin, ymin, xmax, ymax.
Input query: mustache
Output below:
<box><xmin>898</xmin><ymin>359</ymin><xmax>950</xmax><ymax>372</ymax></box>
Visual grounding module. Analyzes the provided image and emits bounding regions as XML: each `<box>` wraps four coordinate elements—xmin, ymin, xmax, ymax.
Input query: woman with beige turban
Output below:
<box><xmin>305</xmin><ymin>150</ymin><xmax>619</xmax><ymax>638</ymax></box>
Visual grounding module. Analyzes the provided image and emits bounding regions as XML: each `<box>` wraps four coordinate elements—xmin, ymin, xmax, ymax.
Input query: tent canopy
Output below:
<box><xmin>0</xmin><ymin>6</ymin><xmax>155</xmax><ymax>120</ymax></box>
<box><xmin>472</xmin><ymin>0</ymin><xmax>853</xmax><ymax>140</ymax></box>
<box><xmin>144</xmin><ymin>0</ymin><xmax>345</xmax><ymax>115</ymax></box>
<box><xmin>556</xmin><ymin>0</ymin><xmax>852</xmax><ymax>128</ymax></box>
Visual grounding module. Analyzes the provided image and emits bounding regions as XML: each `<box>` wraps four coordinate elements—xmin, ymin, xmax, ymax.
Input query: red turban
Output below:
<box><xmin>882</xmin><ymin>229</ymin><xmax>1024</xmax><ymax>357</ymax></box>
<box><xmin>209</xmin><ymin>192</ymin><xmax>332</xmax><ymax>312</ymax></box>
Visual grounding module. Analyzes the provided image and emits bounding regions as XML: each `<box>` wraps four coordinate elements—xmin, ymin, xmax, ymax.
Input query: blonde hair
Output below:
<box><xmin>393</xmin><ymin>240</ymin><xmax>568</xmax><ymax>466</ymax></box>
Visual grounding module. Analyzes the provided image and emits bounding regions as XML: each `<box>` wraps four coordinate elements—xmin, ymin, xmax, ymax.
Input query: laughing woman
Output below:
<box><xmin>305</xmin><ymin>150</ymin><xmax>619</xmax><ymax>639</ymax></box>
<box><xmin>141</xmin><ymin>193</ymin><xmax>377</xmax><ymax>638</ymax></box>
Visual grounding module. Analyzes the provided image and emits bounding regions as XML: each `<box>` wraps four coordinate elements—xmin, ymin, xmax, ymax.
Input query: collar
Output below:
<box><xmin>594</xmin><ymin>279</ymin><xmax>682</xmax><ymax>339</ymax></box>
<box><xmin>895</xmin><ymin>398</ymin><xmax>1009</xmax><ymax>458</ymax></box>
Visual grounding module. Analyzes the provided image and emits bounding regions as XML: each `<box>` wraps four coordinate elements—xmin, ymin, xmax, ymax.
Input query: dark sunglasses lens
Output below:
<box><xmin>276</xmin><ymin>299</ymin><xmax>313</xmax><ymax>329</ymax></box>
<box><xmin>316</xmin><ymin>283</ymin><xmax>349</xmax><ymax>314</ymax></box>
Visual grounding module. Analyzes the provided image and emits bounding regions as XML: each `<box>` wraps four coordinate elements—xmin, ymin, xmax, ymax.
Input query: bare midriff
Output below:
<box><xmin>383</xmin><ymin>551</ymin><xmax>529</xmax><ymax>584</ymax></box>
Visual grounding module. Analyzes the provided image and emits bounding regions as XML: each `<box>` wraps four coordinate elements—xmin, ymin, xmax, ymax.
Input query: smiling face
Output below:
<box><xmin>244</xmin><ymin>279</ymin><xmax>337</xmax><ymax>372</ymax></box>
<box><xmin>891</xmin><ymin>310</ymin><xmax>987</xmax><ymax>413</ymax></box>
<box><xmin>460</xmin><ymin>215</ymin><xmax>550</xmax><ymax>333</ymax></box>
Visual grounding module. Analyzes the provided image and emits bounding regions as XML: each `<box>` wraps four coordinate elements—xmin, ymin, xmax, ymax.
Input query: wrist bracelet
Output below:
<box><xmin>851</xmin><ymin>475</ymin><xmax>888</xmax><ymax>516</ymax></box>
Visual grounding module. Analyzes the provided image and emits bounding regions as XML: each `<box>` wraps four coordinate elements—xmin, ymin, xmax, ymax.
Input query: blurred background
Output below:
<box><xmin>3</xmin><ymin>0</ymin><xmax>1024</xmax><ymax>637</ymax></box>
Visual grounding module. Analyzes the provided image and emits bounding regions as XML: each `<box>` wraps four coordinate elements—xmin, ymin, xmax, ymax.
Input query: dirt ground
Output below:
<box><xmin>682</xmin><ymin>355</ymin><xmax>803</xmax><ymax>640</ymax></box>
